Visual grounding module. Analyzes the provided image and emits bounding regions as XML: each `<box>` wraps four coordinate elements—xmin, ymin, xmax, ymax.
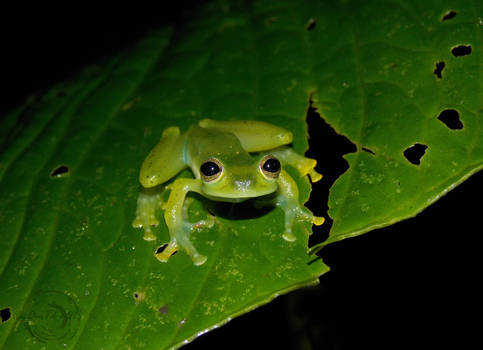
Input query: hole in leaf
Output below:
<box><xmin>305</xmin><ymin>99</ymin><xmax>357</xmax><ymax>246</ymax></box>
<box><xmin>437</xmin><ymin>109</ymin><xmax>463</xmax><ymax>130</ymax></box>
<box><xmin>362</xmin><ymin>147</ymin><xmax>376</xmax><ymax>155</ymax></box>
<box><xmin>403</xmin><ymin>143</ymin><xmax>428</xmax><ymax>165</ymax></box>
<box><xmin>50</xmin><ymin>165</ymin><xmax>70</xmax><ymax>178</ymax></box>
<box><xmin>442</xmin><ymin>11</ymin><xmax>457</xmax><ymax>21</ymax></box>
<box><xmin>451</xmin><ymin>45</ymin><xmax>472</xmax><ymax>57</ymax></box>
<box><xmin>306</xmin><ymin>18</ymin><xmax>316</xmax><ymax>31</ymax></box>
<box><xmin>433</xmin><ymin>61</ymin><xmax>445</xmax><ymax>79</ymax></box>
<box><xmin>1</xmin><ymin>308</ymin><xmax>11</xmax><ymax>323</ymax></box>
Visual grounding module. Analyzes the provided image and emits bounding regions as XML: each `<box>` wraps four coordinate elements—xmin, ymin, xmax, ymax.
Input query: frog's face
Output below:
<box><xmin>199</xmin><ymin>155</ymin><xmax>280</xmax><ymax>201</ymax></box>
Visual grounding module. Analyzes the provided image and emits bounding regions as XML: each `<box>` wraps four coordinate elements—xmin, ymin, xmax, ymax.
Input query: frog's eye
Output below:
<box><xmin>260</xmin><ymin>155</ymin><xmax>281</xmax><ymax>179</ymax></box>
<box><xmin>200</xmin><ymin>158</ymin><xmax>223</xmax><ymax>182</ymax></box>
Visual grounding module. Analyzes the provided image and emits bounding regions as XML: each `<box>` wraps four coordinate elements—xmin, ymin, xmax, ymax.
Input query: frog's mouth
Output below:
<box><xmin>204</xmin><ymin>196</ymin><xmax>252</xmax><ymax>203</ymax></box>
<box><xmin>203</xmin><ymin>187</ymin><xmax>277</xmax><ymax>203</ymax></box>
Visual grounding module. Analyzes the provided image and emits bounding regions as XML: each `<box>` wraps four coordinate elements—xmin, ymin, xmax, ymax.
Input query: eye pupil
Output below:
<box><xmin>200</xmin><ymin>161</ymin><xmax>220</xmax><ymax>177</ymax></box>
<box><xmin>262</xmin><ymin>158</ymin><xmax>281</xmax><ymax>173</ymax></box>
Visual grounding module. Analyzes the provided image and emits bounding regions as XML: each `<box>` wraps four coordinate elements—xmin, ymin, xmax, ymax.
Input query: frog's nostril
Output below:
<box><xmin>234</xmin><ymin>180</ymin><xmax>250</xmax><ymax>191</ymax></box>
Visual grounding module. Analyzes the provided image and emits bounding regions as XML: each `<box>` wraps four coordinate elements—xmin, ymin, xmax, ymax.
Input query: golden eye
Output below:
<box><xmin>260</xmin><ymin>155</ymin><xmax>281</xmax><ymax>179</ymax></box>
<box><xmin>200</xmin><ymin>158</ymin><xmax>223</xmax><ymax>182</ymax></box>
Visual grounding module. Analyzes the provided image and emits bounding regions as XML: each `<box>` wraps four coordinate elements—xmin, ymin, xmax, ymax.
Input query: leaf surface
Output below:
<box><xmin>0</xmin><ymin>6</ymin><xmax>325</xmax><ymax>350</ymax></box>
<box><xmin>307</xmin><ymin>0</ymin><xmax>483</xmax><ymax>242</ymax></box>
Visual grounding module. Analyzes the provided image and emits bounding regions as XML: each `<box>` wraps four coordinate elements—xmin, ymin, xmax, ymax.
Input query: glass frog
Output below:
<box><xmin>132</xmin><ymin>119</ymin><xmax>324</xmax><ymax>266</ymax></box>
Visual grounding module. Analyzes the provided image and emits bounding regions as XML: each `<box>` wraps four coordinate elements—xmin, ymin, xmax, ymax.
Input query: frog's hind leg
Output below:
<box><xmin>139</xmin><ymin>126</ymin><xmax>188</xmax><ymax>188</ymax></box>
<box><xmin>198</xmin><ymin>119</ymin><xmax>293</xmax><ymax>152</ymax></box>
<box><xmin>156</xmin><ymin>178</ymin><xmax>214</xmax><ymax>266</ymax></box>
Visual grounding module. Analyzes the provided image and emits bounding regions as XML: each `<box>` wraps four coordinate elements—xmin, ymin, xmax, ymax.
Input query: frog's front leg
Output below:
<box><xmin>158</xmin><ymin>178</ymin><xmax>213</xmax><ymax>266</ymax></box>
<box><xmin>271</xmin><ymin>146</ymin><xmax>322</xmax><ymax>183</ymax></box>
<box><xmin>275</xmin><ymin>170</ymin><xmax>324</xmax><ymax>242</ymax></box>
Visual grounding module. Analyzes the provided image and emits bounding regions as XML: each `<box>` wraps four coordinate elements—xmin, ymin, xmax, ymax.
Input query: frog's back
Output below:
<box><xmin>186</xmin><ymin>125</ymin><xmax>252</xmax><ymax>178</ymax></box>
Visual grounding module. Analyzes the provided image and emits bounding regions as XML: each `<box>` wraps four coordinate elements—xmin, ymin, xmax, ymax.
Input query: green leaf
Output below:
<box><xmin>308</xmin><ymin>0</ymin><xmax>483</xmax><ymax>243</ymax></box>
<box><xmin>0</xmin><ymin>6</ymin><xmax>325</xmax><ymax>350</ymax></box>
<box><xmin>0</xmin><ymin>1</ymin><xmax>481</xmax><ymax>349</ymax></box>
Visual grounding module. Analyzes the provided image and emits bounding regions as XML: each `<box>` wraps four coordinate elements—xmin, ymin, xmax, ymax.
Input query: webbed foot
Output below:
<box><xmin>271</xmin><ymin>147</ymin><xmax>323</xmax><ymax>182</ymax></box>
<box><xmin>156</xmin><ymin>243</ymin><xmax>207</xmax><ymax>265</ymax></box>
<box><xmin>156</xmin><ymin>215</ymin><xmax>214</xmax><ymax>265</ymax></box>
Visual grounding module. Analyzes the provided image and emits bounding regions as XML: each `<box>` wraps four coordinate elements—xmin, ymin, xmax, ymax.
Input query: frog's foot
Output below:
<box><xmin>282</xmin><ymin>230</ymin><xmax>297</xmax><ymax>242</ymax></box>
<box><xmin>191</xmin><ymin>214</ymin><xmax>215</xmax><ymax>230</ymax></box>
<box><xmin>281</xmin><ymin>205</ymin><xmax>325</xmax><ymax>242</ymax></box>
<box><xmin>298</xmin><ymin>158</ymin><xmax>322</xmax><ymax>183</ymax></box>
<box><xmin>141</xmin><ymin>226</ymin><xmax>157</xmax><ymax>241</ymax></box>
<box><xmin>271</xmin><ymin>147</ymin><xmax>322</xmax><ymax>182</ymax></box>
<box><xmin>308</xmin><ymin>168</ymin><xmax>323</xmax><ymax>183</ymax></box>
<box><xmin>180</xmin><ymin>216</ymin><xmax>215</xmax><ymax>265</ymax></box>
<box><xmin>183</xmin><ymin>196</ymin><xmax>216</xmax><ymax>228</ymax></box>
<box><xmin>155</xmin><ymin>233</ymin><xmax>208</xmax><ymax>266</ymax></box>
<box><xmin>132</xmin><ymin>214</ymin><xmax>159</xmax><ymax>241</ymax></box>
<box><xmin>155</xmin><ymin>241</ymin><xmax>178</xmax><ymax>262</ymax></box>
<box><xmin>132</xmin><ymin>189</ymin><xmax>164</xmax><ymax>241</ymax></box>
<box><xmin>132</xmin><ymin>199</ymin><xmax>163</xmax><ymax>241</ymax></box>
<box><xmin>161</xmin><ymin>216</ymin><xmax>214</xmax><ymax>266</ymax></box>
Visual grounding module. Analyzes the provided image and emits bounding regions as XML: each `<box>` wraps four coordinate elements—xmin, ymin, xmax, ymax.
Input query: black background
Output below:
<box><xmin>1</xmin><ymin>6</ymin><xmax>481</xmax><ymax>350</ymax></box>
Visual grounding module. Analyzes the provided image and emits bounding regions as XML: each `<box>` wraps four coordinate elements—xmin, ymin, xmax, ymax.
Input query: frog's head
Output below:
<box><xmin>198</xmin><ymin>154</ymin><xmax>280</xmax><ymax>201</ymax></box>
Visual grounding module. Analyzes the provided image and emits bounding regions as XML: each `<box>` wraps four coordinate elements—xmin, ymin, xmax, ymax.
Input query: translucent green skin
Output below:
<box><xmin>132</xmin><ymin>119</ymin><xmax>323</xmax><ymax>266</ymax></box>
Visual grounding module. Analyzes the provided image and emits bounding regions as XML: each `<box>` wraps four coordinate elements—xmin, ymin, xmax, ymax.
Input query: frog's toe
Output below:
<box><xmin>282</xmin><ymin>231</ymin><xmax>297</xmax><ymax>242</ymax></box>
<box><xmin>132</xmin><ymin>215</ymin><xmax>159</xmax><ymax>241</ymax></box>
<box><xmin>297</xmin><ymin>158</ymin><xmax>322</xmax><ymax>182</ymax></box>
<box><xmin>148</xmin><ymin>216</ymin><xmax>160</xmax><ymax>227</ymax></box>
<box><xmin>201</xmin><ymin>215</ymin><xmax>215</xmax><ymax>229</ymax></box>
<box><xmin>132</xmin><ymin>218</ymin><xmax>143</xmax><ymax>228</ymax></box>
<box><xmin>189</xmin><ymin>214</ymin><xmax>215</xmax><ymax>231</ymax></box>
<box><xmin>312</xmin><ymin>216</ymin><xmax>325</xmax><ymax>226</ymax></box>
<box><xmin>192</xmin><ymin>254</ymin><xmax>207</xmax><ymax>266</ymax></box>
<box><xmin>308</xmin><ymin>169</ymin><xmax>323</xmax><ymax>183</ymax></box>
<box><xmin>155</xmin><ymin>241</ymin><xmax>178</xmax><ymax>262</ymax></box>
<box><xmin>132</xmin><ymin>210</ymin><xmax>159</xmax><ymax>230</ymax></box>
<box><xmin>143</xmin><ymin>230</ymin><xmax>157</xmax><ymax>241</ymax></box>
